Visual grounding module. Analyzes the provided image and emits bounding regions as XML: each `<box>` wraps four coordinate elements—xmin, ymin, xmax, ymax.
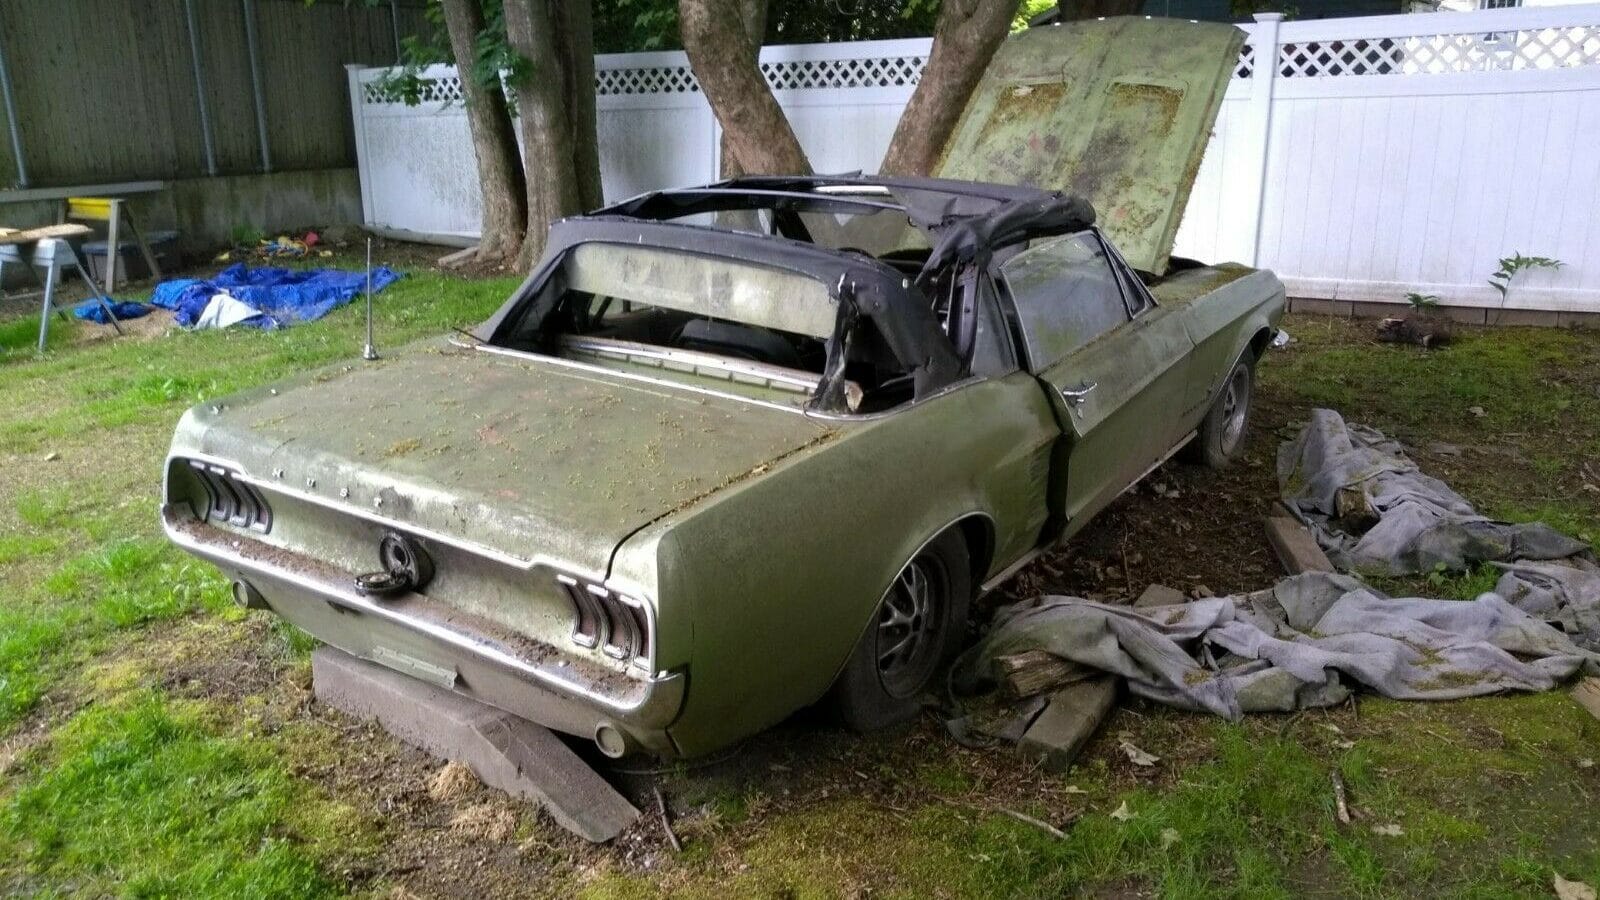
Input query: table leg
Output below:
<box><xmin>65</xmin><ymin>244</ymin><xmax>124</xmax><ymax>335</ymax></box>
<box><xmin>125</xmin><ymin>209</ymin><xmax>163</xmax><ymax>281</ymax></box>
<box><xmin>103</xmin><ymin>199</ymin><xmax>120</xmax><ymax>295</ymax></box>
<box><xmin>37</xmin><ymin>257</ymin><xmax>56</xmax><ymax>352</ymax></box>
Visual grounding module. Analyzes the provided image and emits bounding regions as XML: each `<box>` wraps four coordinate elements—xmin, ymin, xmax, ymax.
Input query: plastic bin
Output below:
<box><xmin>83</xmin><ymin>229</ymin><xmax>178</xmax><ymax>283</ymax></box>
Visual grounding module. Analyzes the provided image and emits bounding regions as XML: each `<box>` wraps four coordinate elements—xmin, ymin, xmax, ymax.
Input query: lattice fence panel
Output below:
<box><xmin>363</xmin><ymin>74</ymin><xmax>464</xmax><ymax>105</ymax></box>
<box><xmin>1278</xmin><ymin>23</ymin><xmax>1600</xmax><ymax>77</ymax></box>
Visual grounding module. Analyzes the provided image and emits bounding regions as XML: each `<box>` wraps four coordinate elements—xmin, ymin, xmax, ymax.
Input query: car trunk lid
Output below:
<box><xmin>176</xmin><ymin>339</ymin><xmax>836</xmax><ymax>577</ymax></box>
<box><xmin>934</xmin><ymin>17</ymin><xmax>1243</xmax><ymax>274</ymax></box>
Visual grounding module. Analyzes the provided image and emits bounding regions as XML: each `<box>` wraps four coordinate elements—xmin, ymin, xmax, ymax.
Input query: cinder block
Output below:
<box><xmin>1288</xmin><ymin>296</ymin><xmax>1352</xmax><ymax>317</ymax></box>
<box><xmin>312</xmin><ymin>646</ymin><xmax>640</xmax><ymax>842</ymax></box>
<box><xmin>1017</xmin><ymin>675</ymin><xmax>1118</xmax><ymax>773</ymax></box>
<box><xmin>1558</xmin><ymin>310</ymin><xmax>1600</xmax><ymax>330</ymax></box>
<box><xmin>1493</xmin><ymin>308</ymin><xmax>1561</xmax><ymax>327</ymax></box>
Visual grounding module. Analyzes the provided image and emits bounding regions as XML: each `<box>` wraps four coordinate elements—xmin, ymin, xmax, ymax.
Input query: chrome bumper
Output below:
<box><xmin>162</xmin><ymin>506</ymin><xmax>685</xmax><ymax>756</ymax></box>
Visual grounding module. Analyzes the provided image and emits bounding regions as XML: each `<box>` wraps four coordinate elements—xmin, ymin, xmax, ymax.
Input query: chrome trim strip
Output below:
<box><xmin>461</xmin><ymin>339</ymin><xmax>809</xmax><ymax>416</ymax></box>
<box><xmin>559</xmin><ymin>334</ymin><xmax>819</xmax><ymax>394</ymax></box>
<box><xmin>163</xmin><ymin>505</ymin><xmax>679</xmax><ymax>718</ymax></box>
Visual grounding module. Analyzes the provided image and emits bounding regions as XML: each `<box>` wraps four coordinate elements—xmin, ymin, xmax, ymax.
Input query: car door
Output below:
<box><xmin>996</xmin><ymin>230</ymin><xmax>1196</xmax><ymax>533</ymax></box>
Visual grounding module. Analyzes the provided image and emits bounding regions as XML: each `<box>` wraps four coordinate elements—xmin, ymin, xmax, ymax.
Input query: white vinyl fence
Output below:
<box><xmin>347</xmin><ymin>4</ymin><xmax>1600</xmax><ymax>313</ymax></box>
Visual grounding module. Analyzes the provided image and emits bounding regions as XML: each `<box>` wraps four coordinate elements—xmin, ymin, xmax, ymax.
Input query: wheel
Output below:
<box><xmin>831</xmin><ymin>530</ymin><xmax>972</xmax><ymax>731</ymax></box>
<box><xmin>1185</xmin><ymin>350</ymin><xmax>1255</xmax><ymax>469</ymax></box>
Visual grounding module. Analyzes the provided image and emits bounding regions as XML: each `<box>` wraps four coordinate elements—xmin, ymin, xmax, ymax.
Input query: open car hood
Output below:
<box><xmin>934</xmin><ymin>17</ymin><xmax>1243</xmax><ymax>274</ymax></box>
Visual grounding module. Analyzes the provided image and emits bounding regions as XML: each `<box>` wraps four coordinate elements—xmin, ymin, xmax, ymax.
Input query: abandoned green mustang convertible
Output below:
<box><xmin>162</xmin><ymin>19</ymin><xmax>1282</xmax><ymax>758</ymax></box>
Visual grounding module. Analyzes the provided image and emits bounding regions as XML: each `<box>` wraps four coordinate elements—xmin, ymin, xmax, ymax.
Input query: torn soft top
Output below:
<box><xmin>915</xmin><ymin>192</ymin><xmax>1097</xmax><ymax>288</ymax></box>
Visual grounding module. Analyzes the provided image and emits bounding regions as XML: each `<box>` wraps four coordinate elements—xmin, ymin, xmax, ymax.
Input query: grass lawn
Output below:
<box><xmin>1</xmin><ymin>256</ymin><xmax>1597</xmax><ymax>898</ymax></box>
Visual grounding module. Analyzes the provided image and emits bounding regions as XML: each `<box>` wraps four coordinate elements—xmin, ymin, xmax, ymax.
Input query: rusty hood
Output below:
<box><xmin>169</xmin><ymin>339</ymin><xmax>836</xmax><ymax>575</ymax></box>
<box><xmin>934</xmin><ymin>17</ymin><xmax>1243</xmax><ymax>274</ymax></box>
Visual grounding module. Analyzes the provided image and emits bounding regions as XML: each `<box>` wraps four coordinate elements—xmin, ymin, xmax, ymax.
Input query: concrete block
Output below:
<box><xmin>1134</xmin><ymin>583</ymin><xmax>1186</xmax><ymax>608</ymax></box>
<box><xmin>312</xmin><ymin>647</ymin><xmax>639</xmax><ymax>842</ymax></box>
<box><xmin>1494</xmin><ymin>308</ymin><xmax>1560</xmax><ymax>327</ymax></box>
<box><xmin>1017</xmin><ymin>675</ymin><xmax>1118</xmax><ymax>773</ymax></box>
<box><xmin>1559</xmin><ymin>310</ymin><xmax>1600</xmax><ymax>330</ymax></box>
<box><xmin>1287</xmin><ymin>296</ymin><xmax>1352</xmax><ymax>317</ymax></box>
<box><xmin>1264</xmin><ymin>509</ymin><xmax>1335</xmax><ymax>575</ymax></box>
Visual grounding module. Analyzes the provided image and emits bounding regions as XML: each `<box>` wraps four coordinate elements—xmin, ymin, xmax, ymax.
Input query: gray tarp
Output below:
<box><xmin>1277</xmin><ymin>408</ymin><xmax>1590</xmax><ymax>575</ymax></box>
<box><xmin>959</xmin><ymin>573</ymin><xmax>1600</xmax><ymax>720</ymax></box>
<box><xmin>964</xmin><ymin>409</ymin><xmax>1600</xmax><ymax>717</ymax></box>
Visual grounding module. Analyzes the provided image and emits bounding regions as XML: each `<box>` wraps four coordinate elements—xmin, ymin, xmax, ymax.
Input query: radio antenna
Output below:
<box><xmin>362</xmin><ymin>237</ymin><xmax>379</xmax><ymax>361</ymax></box>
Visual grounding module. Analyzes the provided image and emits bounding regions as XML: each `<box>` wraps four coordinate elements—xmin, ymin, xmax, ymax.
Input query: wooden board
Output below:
<box><xmin>1018</xmin><ymin>675</ymin><xmax>1118</xmax><ymax>773</ymax></box>
<box><xmin>0</xmin><ymin>223</ymin><xmax>92</xmax><ymax>245</ymax></box>
<box><xmin>1574</xmin><ymin>677</ymin><xmax>1600</xmax><ymax>723</ymax></box>
<box><xmin>1265</xmin><ymin>507</ymin><xmax>1335</xmax><ymax>575</ymax></box>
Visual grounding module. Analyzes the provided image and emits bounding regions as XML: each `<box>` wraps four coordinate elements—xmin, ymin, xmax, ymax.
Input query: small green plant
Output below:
<box><xmin>230</xmin><ymin>223</ymin><xmax>265</xmax><ymax>247</ymax></box>
<box><xmin>1488</xmin><ymin>252</ymin><xmax>1563</xmax><ymax>300</ymax></box>
<box><xmin>1405</xmin><ymin>292</ymin><xmax>1441</xmax><ymax>312</ymax></box>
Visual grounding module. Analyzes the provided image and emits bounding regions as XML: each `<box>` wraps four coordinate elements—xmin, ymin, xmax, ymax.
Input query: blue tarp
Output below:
<box><xmin>73</xmin><ymin>299</ymin><xmax>152</xmax><ymax>324</ymax></box>
<box><xmin>149</xmin><ymin>263</ymin><xmax>402</xmax><ymax>329</ymax></box>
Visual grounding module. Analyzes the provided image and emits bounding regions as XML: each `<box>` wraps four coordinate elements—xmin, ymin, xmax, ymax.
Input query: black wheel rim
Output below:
<box><xmin>875</xmin><ymin>553</ymin><xmax>949</xmax><ymax>699</ymax></box>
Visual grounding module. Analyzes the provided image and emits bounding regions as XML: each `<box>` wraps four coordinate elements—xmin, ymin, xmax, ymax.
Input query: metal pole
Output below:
<box><xmin>0</xmin><ymin>23</ymin><xmax>28</xmax><ymax>188</ymax></box>
<box><xmin>363</xmin><ymin>238</ymin><xmax>378</xmax><ymax>360</ymax></box>
<box><xmin>183</xmin><ymin>0</ymin><xmax>218</xmax><ymax>176</ymax></box>
<box><xmin>242</xmin><ymin>0</ymin><xmax>271</xmax><ymax>173</ymax></box>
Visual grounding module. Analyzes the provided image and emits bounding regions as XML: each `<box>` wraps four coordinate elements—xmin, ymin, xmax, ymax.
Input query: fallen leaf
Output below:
<box><xmin>1333</xmin><ymin>739</ymin><xmax>1356</xmax><ymax>750</ymax></box>
<box><xmin>1118</xmin><ymin>740</ymin><xmax>1160</xmax><ymax>767</ymax></box>
<box><xmin>1319</xmin><ymin>723</ymin><xmax>1344</xmax><ymax>734</ymax></box>
<box><xmin>1160</xmin><ymin>827</ymin><xmax>1181</xmax><ymax>850</ymax></box>
<box><xmin>1468</xmin><ymin>406</ymin><xmax>1487</xmax><ymax>418</ymax></box>
<box><xmin>1110</xmin><ymin>801</ymin><xmax>1136</xmax><ymax>822</ymax></box>
<box><xmin>1556</xmin><ymin>874</ymin><xmax>1597</xmax><ymax>900</ymax></box>
<box><xmin>1370</xmin><ymin>823</ymin><xmax>1404</xmax><ymax>837</ymax></box>
<box><xmin>1062</xmin><ymin>785</ymin><xmax>1088</xmax><ymax>795</ymax></box>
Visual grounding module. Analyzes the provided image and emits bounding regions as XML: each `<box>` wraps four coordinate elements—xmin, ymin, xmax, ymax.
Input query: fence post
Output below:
<box><xmin>346</xmin><ymin>64</ymin><xmax>374</xmax><ymax>229</ymax></box>
<box><xmin>1242</xmin><ymin>12</ymin><xmax>1282</xmax><ymax>268</ymax></box>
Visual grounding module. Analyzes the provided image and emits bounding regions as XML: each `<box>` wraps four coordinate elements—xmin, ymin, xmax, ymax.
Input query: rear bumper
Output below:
<box><xmin>162</xmin><ymin>506</ymin><xmax>685</xmax><ymax>756</ymax></box>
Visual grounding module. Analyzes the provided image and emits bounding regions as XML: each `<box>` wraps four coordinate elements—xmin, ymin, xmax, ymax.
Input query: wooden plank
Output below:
<box><xmin>0</xmin><ymin>223</ymin><xmax>93</xmax><ymax>245</ymax></box>
<box><xmin>1573</xmin><ymin>677</ymin><xmax>1600</xmax><ymax>723</ymax></box>
<box><xmin>1017</xmin><ymin>675</ymin><xmax>1118</xmax><ymax>773</ymax></box>
<box><xmin>1264</xmin><ymin>509</ymin><xmax>1335</xmax><ymax>575</ymax></box>
<box><xmin>995</xmin><ymin>649</ymin><xmax>1093</xmax><ymax>700</ymax></box>
<box><xmin>0</xmin><ymin>181</ymin><xmax>168</xmax><ymax>204</ymax></box>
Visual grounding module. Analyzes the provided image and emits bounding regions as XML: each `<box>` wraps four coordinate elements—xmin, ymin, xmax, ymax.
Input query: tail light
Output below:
<box><xmin>187</xmin><ymin>461</ymin><xmax>272</xmax><ymax>533</ymax></box>
<box><xmin>555</xmin><ymin>574</ymin><xmax>652</xmax><ymax>670</ymax></box>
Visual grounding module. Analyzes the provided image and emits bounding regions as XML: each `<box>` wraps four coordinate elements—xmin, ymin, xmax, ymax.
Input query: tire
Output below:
<box><xmin>1186</xmin><ymin>350</ymin><xmax>1256</xmax><ymax>469</ymax></box>
<box><xmin>831</xmin><ymin>530</ymin><xmax>972</xmax><ymax>731</ymax></box>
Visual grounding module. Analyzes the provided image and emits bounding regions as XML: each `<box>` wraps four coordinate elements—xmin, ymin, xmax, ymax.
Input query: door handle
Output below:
<box><xmin>1060</xmin><ymin>381</ymin><xmax>1097</xmax><ymax>405</ymax></box>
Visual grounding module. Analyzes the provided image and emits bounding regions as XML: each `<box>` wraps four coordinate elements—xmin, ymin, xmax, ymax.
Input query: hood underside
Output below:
<box><xmin>934</xmin><ymin>17</ymin><xmax>1244</xmax><ymax>274</ymax></box>
<box><xmin>174</xmin><ymin>340</ymin><xmax>835</xmax><ymax>574</ymax></box>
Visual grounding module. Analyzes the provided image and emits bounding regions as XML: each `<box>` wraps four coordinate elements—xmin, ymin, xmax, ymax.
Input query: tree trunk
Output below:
<box><xmin>439</xmin><ymin>0</ymin><xmax>527</xmax><ymax>267</ymax></box>
<box><xmin>680</xmin><ymin>0</ymin><xmax>810</xmax><ymax>176</ymax></box>
<box><xmin>558</xmin><ymin>0</ymin><xmax>604</xmax><ymax>210</ymax></box>
<box><xmin>504</xmin><ymin>0</ymin><xmax>588</xmax><ymax>271</ymax></box>
<box><xmin>878</xmin><ymin>0</ymin><xmax>1019</xmax><ymax>178</ymax></box>
<box><xmin>717</xmin><ymin>0</ymin><xmax>769</xmax><ymax>180</ymax></box>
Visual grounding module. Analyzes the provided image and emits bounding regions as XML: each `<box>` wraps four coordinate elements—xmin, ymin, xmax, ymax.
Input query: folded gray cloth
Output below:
<box><xmin>960</xmin><ymin>573</ymin><xmax>1599</xmax><ymax>720</ymax></box>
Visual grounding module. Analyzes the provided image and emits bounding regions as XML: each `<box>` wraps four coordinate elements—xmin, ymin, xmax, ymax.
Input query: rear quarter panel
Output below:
<box><xmin>609</xmin><ymin>373</ymin><xmax>1059</xmax><ymax>757</ymax></box>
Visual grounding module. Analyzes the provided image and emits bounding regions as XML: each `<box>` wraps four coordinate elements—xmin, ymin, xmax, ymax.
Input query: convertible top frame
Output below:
<box><xmin>475</xmin><ymin>176</ymin><xmax>1098</xmax><ymax>412</ymax></box>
